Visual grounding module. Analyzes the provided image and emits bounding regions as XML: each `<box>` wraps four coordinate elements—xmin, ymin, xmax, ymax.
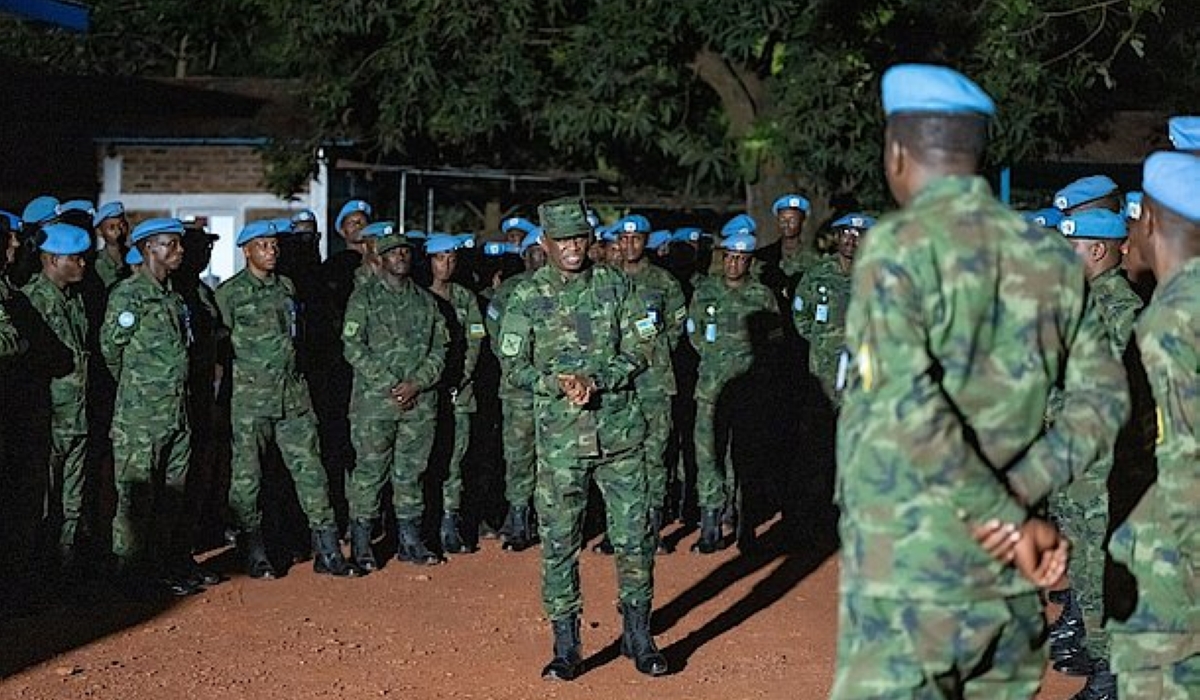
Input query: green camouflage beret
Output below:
<box><xmin>376</xmin><ymin>231</ymin><xmax>411</xmax><ymax>256</ymax></box>
<box><xmin>537</xmin><ymin>197</ymin><xmax>593</xmax><ymax>240</ymax></box>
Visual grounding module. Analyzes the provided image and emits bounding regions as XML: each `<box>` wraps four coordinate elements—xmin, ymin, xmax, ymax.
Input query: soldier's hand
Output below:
<box><xmin>391</xmin><ymin>381</ymin><xmax>420</xmax><ymax>406</ymax></box>
<box><xmin>557</xmin><ymin>373</ymin><xmax>595</xmax><ymax>406</ymax></box>
<box><xmin>972</xmin><ymin>519</ymin><xmax>1022</xmax><ymax>564</ymax></box>
<box><xmin>1012</xmin><ymin>519</ymin><xmax>1069</xmax><ymax>588</ymax></box>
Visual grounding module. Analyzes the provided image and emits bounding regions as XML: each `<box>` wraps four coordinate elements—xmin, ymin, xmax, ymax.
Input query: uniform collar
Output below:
<box><xmin>910</xmin><ymin>175</ymin><xmax>991</xmax><ymax>208</ymax></box>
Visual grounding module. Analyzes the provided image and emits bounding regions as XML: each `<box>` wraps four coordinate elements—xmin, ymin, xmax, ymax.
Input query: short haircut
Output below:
<box><xmin>887</xmin><ymin>113</ymin><xmax>988</xmax><ymax>166</ymax></box>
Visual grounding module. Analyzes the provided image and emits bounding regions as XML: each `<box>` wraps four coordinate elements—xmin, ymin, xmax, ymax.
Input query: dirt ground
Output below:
<box><xmin>1</xmin><ymin>521</ymin><xmax>1085</xmax><ymax>700</ymax></box>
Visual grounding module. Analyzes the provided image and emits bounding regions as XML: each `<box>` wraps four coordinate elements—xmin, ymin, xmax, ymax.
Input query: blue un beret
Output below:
<box><xmin>39</xmin><ymin>223</ymin><xmax>91</xmax><ymax>255</ymax></box>
<box><xmin>1054</xmin><ymin>175</ymin><xmax>1118</xmax><ymax>211</ymax></box>
<box><xmin>501</xmin><ymin>217</ymin><xmax>537</xmax><ymax>235</ymax></box>
<box><xmin>131</xmin><ymin>217</ymin><xmax>185</xmax><ymax>244</ymax></box>
<box><xmin>236</xmin><ymin>220</ymin><xmax>281</xmax><ymax>246</ymax></box>
<box><xmin>482</xmin><ymin>241</ymin><xmax>518</xmax><ymax>257</ymax></box>
<box><xmin>57</xmin><ymin>200</ymin><xmax>95</xmax><ymax>217</ymax></box>
<box><xmin>454</xmin><ymin>233</ymin><xmax>476</xmax><ymax>250</ymax></box>
<box><xmin>335</xmin><ymin>200</ymin><xmax>372</xmax><ymax>231</ymax></box>
<box><xmin>831</xmin><ymin>213</ymin><xmax>876</xmax><ymax>230</ymax></box>
<box><xmin>1059</xmin><ymin>209</ymin><xmax>1126</xmax><ymax>240</ymax></box>
<box><xmin>672</xmin><ymin>227</ymin><xmax>702</xmax><ymax>243</ymax></box>
<box><xmin>882</xmin><ymin>64</ymin><xmax>995</xmax><ymax>117</ymax></box>
<box><xmin>520</xmin><ymin>229</ymin><xmax>543</xmax><ymax>254</ymax></box>
<box><xmin>1168</xmin><ymin>116</ymin><xmax>1200</xmax><ymax>151</ymax></box>
<box><xmin>94</xmin><ymin>201</ymin><xmax>125</xmax><ymax>227</ymax></box>
<box><xmin>1023</xmin><ymin>208</ymin><xmax>1064</xmax><ymax>230</ymax></box>
<box><xmin>772</xmin><ymin>194</ymin><xmax>810</xmax><ymax>215</ymax></box>
<box><xmin>23</xmin><ymin>196</ymin><xmax>60</xmax><ymax>226</ymax></box>
<box><xmin>617</xmin><ymin>215</ymin><xmax>652</xmax><ymax>235</ymax></box>
<box><xmin>425</xmin><ymin>234</ymin><xmax>460</xmax><ymax>255</ymax></box>
<box><xmin>1124</xmin><ymin>192</ymin><xmax>1143</xmax><ymax>221</ymax></box>
<box><xmin>721</xmin><ymin>214</ymin><xmax>756</xmax><ymax>238</ymax></box>
<box><xmin>719</xmin><ymin>233</ymin><xmax>757</xmax><ymax>253</ymax></box>
<box><xmin>361</xmin><ymin>221</ymin><xmax>398</xmax><ymax>239</ymax></box>
<box><xmin>292</xmin><ymin>209</ymin><xmax>317</xmax><ymax>225</ymax></box>
<box><xmin>269</xmin><ymin>218</ymin><xmax>294</xmax><ymax>235</ymax></box>
<box><xmin>125</xmin><ymin>247</ymin><xmax>143</xmax><ymax>266</ymax></box>
<box><xmin>1143</xmin><ymin>151</ymin><xmax>1200</xmax><ymax>223</ymax></box>
<box><xmin>1</xmin><ymin>210</ymin><xmax>22</xmax><ymax>231</ymax></box>
<box><xmin>648</xmin><ymin>230</ymin><xmax>672</xmax><ymax>251</ymax></box>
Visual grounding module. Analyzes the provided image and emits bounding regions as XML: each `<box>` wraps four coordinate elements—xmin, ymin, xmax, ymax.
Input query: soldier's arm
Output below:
<box><xmin>100</xmin><ymin>285</ymin><xmax>135</xmax><ymax>378</ymax></box>
<box><xmin>406</xmin><ymin>298</ymin><xmax>448</xmax><ymax>393</ymax></box>
<box><xmin>498</xmin><ymin>287</ymin><xmax>558</xmax><ymax>396</ymax></box>
<box><xmin>461</xmin><ymin>291</ymin><xmax>486</xmax><ymax>386</ymax></box>
<box><xmin>594</xmin><ymin>279</ymin><xmax>650</xmax><ymax>393</ymax></box>
<box><xmin>0</xmin><ymin>302</ymin><xmax>21</xmax><ymax>357</ymax></box>
<box><xmin>792</xmin><ymin>277</ymin><xmax>815</xmax><ymax>340</ymax></box>
<box><xmin>341</xmin><ymin>286</ymin><xmax>402</xmax><ymax>389</ymax></box>
<box><xmin>664</xmin><ymin>276</ymin><xmax>687</xmax><ymax>353</ymax></box>
<box><xmin>848</xmin><ymin>251</ymin><xmax>1028</xmax><ymax>527</ymax></box>
<box><xmin>24</xmin><ymin>289</ymin><xmax>74</xmax><ymax>378</ymax></box>
<box><xmin>1006</xmin><ymin>296</ymin><xmax>1130</xmax><ymax>505</ymax></box>
<box><xmin>685</xmin><ymin>289</ymin><xmax>708</xmax><ymax>356</ymax></box>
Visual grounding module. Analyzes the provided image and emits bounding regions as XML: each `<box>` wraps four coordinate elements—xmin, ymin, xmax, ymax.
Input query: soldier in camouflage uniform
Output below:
<box><xmin>617</xmin><ymin>214</ymin><xmax>686</xmax><ymax>553</ymax></box>
<box><xmin>343</xmin><ymin>226</ymin><xmax>448</xmax><ymax>568</ymax></box>
<box><xmin>92</xmin><ymin>202</ymin><xmax>129</xmax><ymax>290</ymax></box>
<box><xmin>792</xmin><ymin>213</ymin><xmax>873</xmax><ymax>407</ymax></box>
<box><xmin>686</xmin><ymin>230</ymin><xmax>779</xmax><ymax>554</ymax></box>
<box><xmin>1048</xmin><ymin>207</ymin><xmax>1145</xmax><ymax>697</ymax></box>
<box><xmin>831</xmin><ymin>65</ymin><xmax>1128</xmax><ymax>699</ymax></box>
<box><xmin>757</xmin><ymin>194</ymin><xmax>822</xmax><ymax>300</ymax></box>
<box><xmin>102</xmin><ymin>218</ymin><xmax>201</xmax><ymax>597</ymax></box>
<box><xmin>499</xmin><ymin>197</ymin><xmax>665</xmax><ymax>680</ymax></box>
<box><xmin>1108</xmin><ymin>152</ymin><xmax>1200</xmax><ymax>700</ymax></box>
<box><xmin>425</xmin><ymin>233</ymin><xmax>486</xmax><ymax>554</ymax></box>
<box><xmin>216</xmin><ymin>220</ymin><xmax>358</xmax><ymax>580</ymax></box>
<box><xmin>486</xmin><ymin>219</ymin><xmax>544</xmax><ymax>551</ymax></box>
<box><xmin>23</xmin><ymin>223</ymin><xmax>90</xmax><ymax>568</ymax></box>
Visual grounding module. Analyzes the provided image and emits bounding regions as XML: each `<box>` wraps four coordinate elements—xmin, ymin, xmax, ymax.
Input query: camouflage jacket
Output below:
<box><xmin>1108</xmin><ymin>257</ymin><xmax>1199</xmax><ymax>645</ymax></box>
<box><xmin>430</xmin><ymin>281</ymin><xmax>486</xmax><ymax>412</ymax></box>
<box><xmin>625</xmin><ymin>261</ymin><xmax>686</xmax><ymax>398</ymax></box>
<box><xmin>215</xmin><ymin>269</ymin><xmax>310</xmax><ymax>419</ymax></box>
<box><xmin>686</xmin><ymin>274</ymin><xmax>780</xmax><ymax>401</ymax></box>
<box><xmin>93</xmin><ymin>250</ymin><xmax>127</xmax><ymax>290</ymax></box>
<box><xmin>23</xmin><ymin>273</ymin><xmax>89</xmax><ymax>431</ymax></box>
<box><xmin>343</xmin><ymin>275</ymin><xmax>448</xmax><ymax>417</ymax></box>
<box><xmin>101</xmin><ymin>270</ymin><xmax>191</xmax><ymax>429</ymax></box>
<box><xmin>1089</xmin><ymin>265</ymin><xmax>1144</xmax><ymax>358</ymax></box>
<box><xmin>0</xmin><ymin>302</ymin><xmax>18</xmax><ymax>358</ymax></box>
<box><xmin>486</xmin><ymin>271</ymin><xmax>531</xmax><ymax>400</ymax></box>
<box><xmin>837</xmin><ymin>176</ymin><xmax>1128</xmax><ymax>601</ymax></box>
<box><xmin>498</xmin><ymin>264</ymin><xmax>650</xmax><ymax>459</ymax></box>
<box><xmin>792</xmin><ymin>255</ymin><xmax>853</xmax><ymax>399</ymax></box>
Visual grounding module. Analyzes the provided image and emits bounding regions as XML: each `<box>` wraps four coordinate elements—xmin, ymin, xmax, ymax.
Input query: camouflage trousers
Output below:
<box><xmin>694</xmin><ymin>397</ymin><xmax>734</xmax><ymax>511</ymax></box>
<box><xmin>642</xmin><ymin>394</ymin><xmax>673</xmax><ymax>509</ymax></box>
<box><xmin>111</xmin><ymin>422</ymin><xmax>191</xmax><ymax>565</ymax></box>
<box><xmin>831</xmin><ymin>591</ymin><xmax>1045</xmax><ymax>700</ymax></box>
<box><xmin>536</xmin><ymin>447</ymin><xmax>654</xmax><ymax>621</ymax></box>
<box><xmin>443</xmin><ymin>407</ymin><xmax>471</xmax><ymax>512</ymax></box>
<box><xmin>348</xmin><ymin>406</ymin><xmax>436</xmax><ymax>521</ymax></box>
<box><xmin>1111</xmin><ymin>635</ymin><xmax>1200</xmax><ymax>700</ymax></box>
<box><xmin>47</xmin><ymin>428</ymin><xmax>88</xmax><ymax>548</ymax></box>
<box><xmin>228</xmin><ymin>411</ymin><xmax>335</xmax><ymax>531</ymax></box>
<box><xmin>1050</xmin><ymin>471</ymin><xmax>1110</xmax><ymax>659</ymax></box>
<box><xmin>501</xmin><ymin>393</ymin><xmax>536</xmax><ymax>507</ymax></box>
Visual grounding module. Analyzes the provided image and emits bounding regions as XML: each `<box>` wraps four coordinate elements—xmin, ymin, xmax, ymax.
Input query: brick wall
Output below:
<box><xmin>115</xmin><ymin>145</ymin><xmax>270</xmax><ymax>194</ymax></box>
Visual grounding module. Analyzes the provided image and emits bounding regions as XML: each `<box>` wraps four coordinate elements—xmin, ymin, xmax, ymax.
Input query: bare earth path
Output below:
<box><xmin>1</xmin><ymin>522</ymin><xmax>1083</xmax><ymax>700</ymax></box>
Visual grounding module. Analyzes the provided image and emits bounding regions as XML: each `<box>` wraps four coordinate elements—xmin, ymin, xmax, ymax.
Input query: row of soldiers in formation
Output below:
<box><xmin>0</xmin><ymin>74</ymin><xmax>1195</xmax><ymax>691</ymax></box>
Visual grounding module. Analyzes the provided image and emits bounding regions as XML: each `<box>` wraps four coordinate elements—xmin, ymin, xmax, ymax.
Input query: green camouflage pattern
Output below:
<box><xmin>1089</xmin><ymin>265</ymin><xmax>1145</xmax><ymax>358</ymax></box>
<box><xmin>537</xmin><ymin>197</ymin><xmax>591</xmax><ymax>240</ymax></box>
<box><xmin>215</xmin><ymin>270</ymin><xmax>335</xmax><ymax>530</ymax></box>
<box><xmin>831</xmin><ymin>591</ymin><xmax>1045</xmax><ymax>699</ymax></box>
<box><xmin>836</xmin><ymin>176</ymin><xmax>1128</xmax><ymax>604</ymax></box>
<box><xmin>101</xmin><ymin>270</ymin><xmax>192</xmax><ymax>563</ymax></box>
<box><xmin>433</xmin><ymin>281</ymin><xmax>485</xmax><ymax>510</ymax></box>
<box><xmin>1107</xmin><ymin>258</ymin><xmax>1200</xmax><ymax>675</ymax></box>
<box><xmin>686</xmin><ymin>275</ymin><xmax>779</xmax><ymax>509</ymax></box>
<box><xmin>0</xmin><ymin>300</ymin><xmax>19</xmax><ymax>357</ymax></box>
<box><xmin>343</xmin><ymin>275</ymin><xmax>447</xmax><ymax>521</ymax></box>
<box><xmin>93</xmin><ymin>251</ymin><xmax>127</xmax><ymax>290</ymax></box>
<box><xmin>792</xmin><ymin>255</ymin><xmax>853</xmax><ymax>403</ymax></box>
<box><xmin>1112</xmin><ymin>641</ymin><xmax>1199</xmax><ymax>699</ymax></box>
<box><xmin>498</xmin><ymin>263</ymin><xmax>653</xmax><ymax>620</ymax></box>
<box><xmin>485</xmin><ymin>272</ymin><xmax>539</xmax><ymax>506</ymax></box>
<box><xmin>626</xmin><ymin>262</ymin><xmax>685</xmax><ymax>505</ymax></box>
<box><xmin>24</xmin><ymin>273</ymin><xmax>90</xmax><ymax>547</ymax></box>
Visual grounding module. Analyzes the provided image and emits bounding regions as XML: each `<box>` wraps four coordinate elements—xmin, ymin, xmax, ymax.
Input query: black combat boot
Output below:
<box><xmin>650</xmin><ymin>507</ymin><xmax>673</xmax><ymax>555</ymax></box>
<box><xmin>349</xmin><ymin>519</ymin><xmax>378</xmax><ymax>573</ymax></box>
<box><xmin>312</xmin><ymin>526</ymin><xmax>362</xmax><ymax>577</ymax></box>
<box><xmin>239</xmin><ymin>529</ymin><xmax>276</xmax><ymax>580</ymax></box>
<box><xmin>541</xmin><ymin>614</ymin><xmax>583</xmax><ymax>681</ymax></box>
<box><xmin>502</xmin><ymin>505</ymin><xmax>536</xmax><ymax>552</ymax></box>
<box><xmin>1071</xmin><ymin>659</ymin><xmax>1116</xmax><ymax>700</ymax></box>
<box><xmin>691</xmin><ymin>508</ymin><xmax>723</xmax><ymax>554</ymax></box>
<box><xmin>440</xmin><ymin>511</ymin><xmax>473</xmax><ymax>554</ymax></box>
<box><xmin>619</xmin><ymin>601</ymin><xmax>669</xmax><ymax>676</ymax></box>
<box><xmin>395</xmin><ymin>519</ymin><xmax>441</xmax><ymax>565</ymax></box>
<box><xmin>1049</xmin><ymin>588</ymin><xmax>1092</xmax><ymax>676</ymax></box>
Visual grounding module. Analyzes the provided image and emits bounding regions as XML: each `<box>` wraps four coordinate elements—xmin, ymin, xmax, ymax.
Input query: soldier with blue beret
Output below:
<box><xmin>720</xmin><ymin>214</ymin><xmax>756</xmax><ymax>239</ymax></box>
<box><xmin>425</xmin><ymin>233</ymin><xmax>460</xmax><ymax>255</ymax></box>
<box><xmin>1167</xmin><ymin>115</ymin><xmax>1200</xmax><ymax>153</ymax></box>
<box><xmin>102</xmin><ymin>216</ymin><xmax>205</xmax><ymax>596</ymax></box>
<box><xmin>217</xmin><ymin>219</ymin><xmax>359</xmax><ymax>579</ymax></box>
<box><xmin>501</xmin><ymin>217</ymin><xmax>537</xmax><ymax>247</ymax></box>
<box><xmin>499</xmin><ymin>196</ymin><xmax>666</xmax><ymax>680</ymax></box>
<box><xmin>759</xmin><ymin>193</ymin><xmax>821</xmax><ymax>308</ymax></box>
<box><xmin>23</xmin><ymin>223</ymin><xmax>91</xmax><ymax>570</ymax></box>
<box><xmin>1108</xmin><ymin>151</ymin><xmax>1200</xmax><ymax>700</ymax></box>
<box><xmin>832</xmin><ymin>64</ymin><xmax>1127</xmax><ymax>699</ymax></box>
<box><xmin>1055</xmin><ymin>175</ymin><xmax>1122</xmax><ymax>214</ymax></box>
<box><xmin>92</xmin><ymin>201</ymin><xmax>130</xmax><ymax>288</ymax></box>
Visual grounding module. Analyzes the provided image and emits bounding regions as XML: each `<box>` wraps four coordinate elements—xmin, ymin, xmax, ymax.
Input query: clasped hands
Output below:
<box><xmin>557</xmin><ymin>373</ymin><xmax>598</xmax><ymax>406</ymax></box>
<box><xmin>389</xmin><ymin>381</ymin><xmax>420</xmax><ymax>411</ymax></box>
<box><xmin>973</xmin><ymin>517</ymin><xmax>1069</xmax><ymax>588</ymax></box>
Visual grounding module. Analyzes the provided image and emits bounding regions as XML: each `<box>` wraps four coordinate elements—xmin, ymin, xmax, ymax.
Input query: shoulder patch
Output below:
<box><xmin>117</xmin><ymin>311</ymin><xmax>136</xmax><ymax>329</ymax></box>
<box><xmin>469</xmin><ymin>322</ymin><xmax>487</xmax><ymax>339</ymax></box>
<box><xmin>500</xmin><ymin>332</ymin><xmax>522</xmax><ymax>357</ymax></box>
<box><xmin>343</xmin><ymin>320</ymin><xmax>360</xmax><ymax>337</ymax></box>
<box><xmin>487</xmin><ymin>304</ymin><xmax>500</xmax><ymax>320</ymax></box>
<box><xmin>673</xmin><ymin>306</ymin><xmax>687</xmax><ymax>323</ymax></box>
